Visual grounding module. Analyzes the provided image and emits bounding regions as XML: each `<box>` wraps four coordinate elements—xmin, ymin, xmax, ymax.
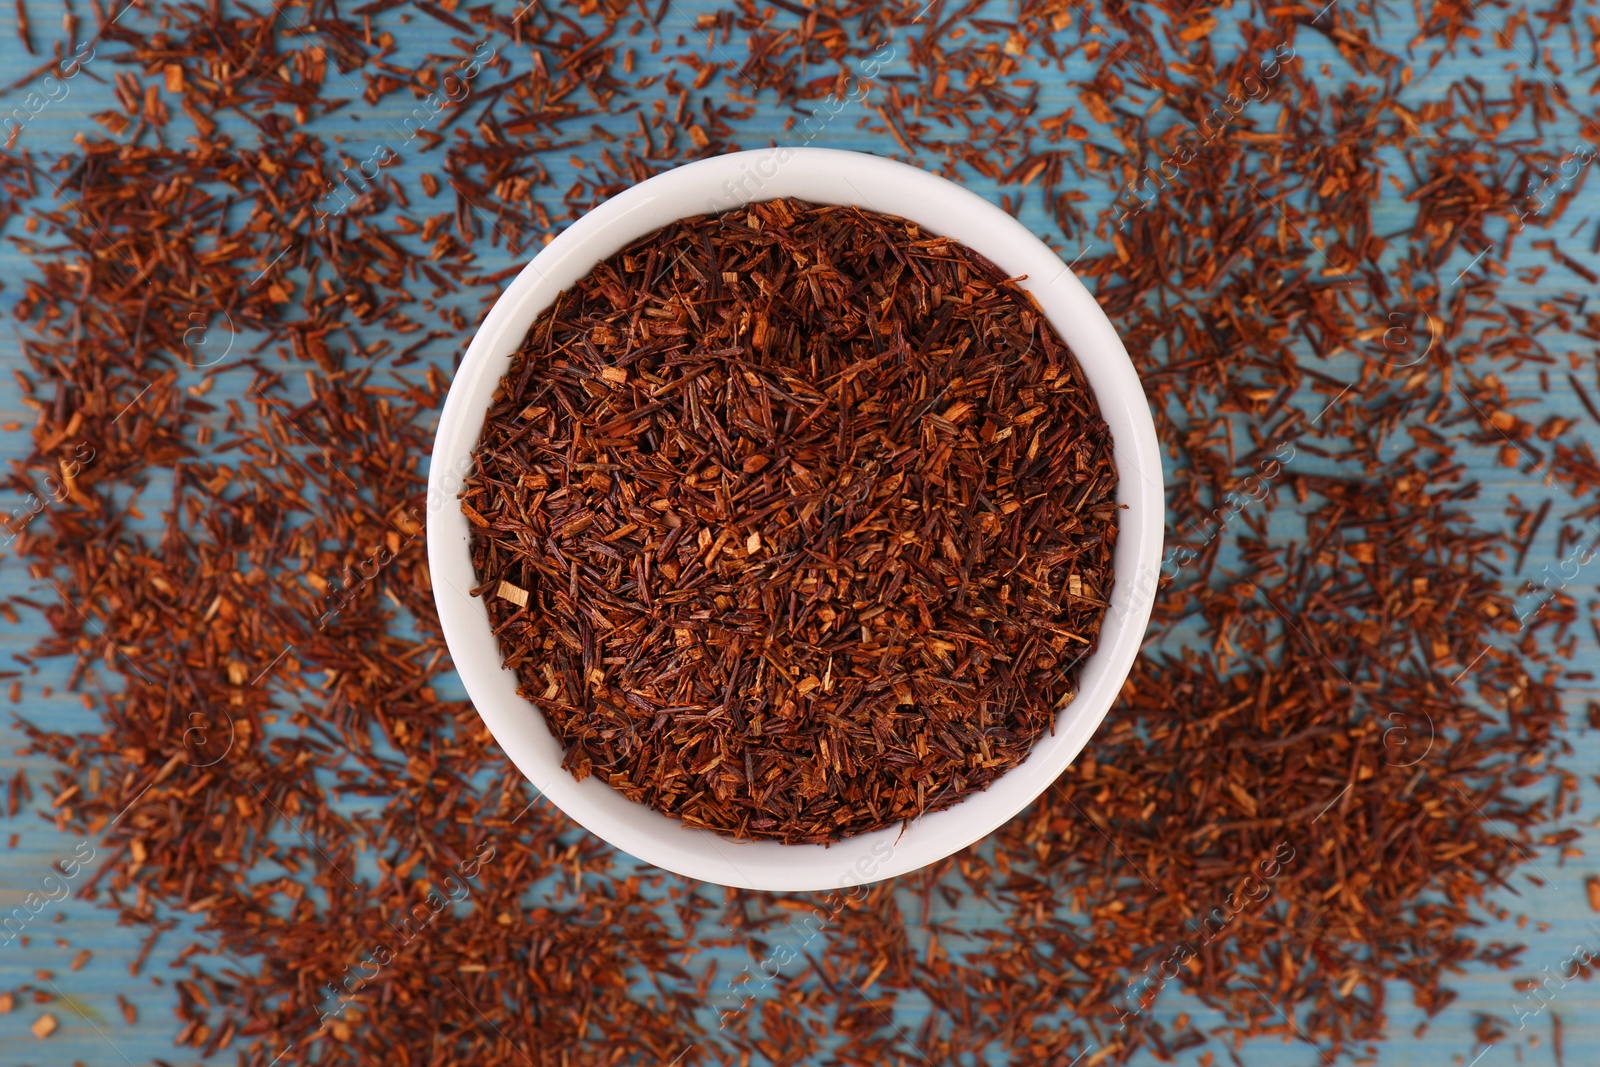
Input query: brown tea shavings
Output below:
<box><xmin>466</xmin><ymin>197</ymin><xmax>1119</xmax><ymax>843</ymax></box>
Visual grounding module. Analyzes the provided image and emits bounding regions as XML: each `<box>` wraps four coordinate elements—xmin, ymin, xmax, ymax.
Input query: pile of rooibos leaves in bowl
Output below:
<box><xmin>462</xmin><ymin>197</ymin><xmax>1119</xmax><ymax>843</ymax></box>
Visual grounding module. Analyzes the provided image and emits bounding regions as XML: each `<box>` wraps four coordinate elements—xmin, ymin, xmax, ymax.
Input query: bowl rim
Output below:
<box><xmin>426</xmin><ymin>147</ymin><xmax>1165</xmax><ymax>892</ymax></box>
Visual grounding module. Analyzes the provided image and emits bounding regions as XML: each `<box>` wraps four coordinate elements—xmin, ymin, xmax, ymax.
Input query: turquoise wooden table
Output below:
<box><xmin>1</xmin><ymin>1</ymin><xmax>1598</xmax><ymax>1064</ymax></box>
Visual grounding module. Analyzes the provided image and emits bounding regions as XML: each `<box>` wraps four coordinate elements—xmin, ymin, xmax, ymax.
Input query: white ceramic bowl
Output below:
<box><xmin>427</xmin><ymin>148</ymin><xmax>1164</xmax><ymax>892</ymax></box>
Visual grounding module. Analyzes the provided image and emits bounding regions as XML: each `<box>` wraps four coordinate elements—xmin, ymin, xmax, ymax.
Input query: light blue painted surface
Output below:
<box><xmin>0</xmin><ymin>1</ymin><xmax>1596</xmax><ymax>1065</ymax></box>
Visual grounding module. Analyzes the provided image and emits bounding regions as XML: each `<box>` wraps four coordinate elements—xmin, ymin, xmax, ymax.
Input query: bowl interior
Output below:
<box><xmin>426</xmin><ymin>147</ymin><xmax>1164</xmax><ymax>892</ymax></box>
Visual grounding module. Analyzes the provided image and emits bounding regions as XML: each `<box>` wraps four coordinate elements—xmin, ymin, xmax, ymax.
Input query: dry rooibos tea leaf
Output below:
<box><xmin>465</xmin><ymin>197</ymin><xmax>1119</xmax><ymax>843</ymax></box>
